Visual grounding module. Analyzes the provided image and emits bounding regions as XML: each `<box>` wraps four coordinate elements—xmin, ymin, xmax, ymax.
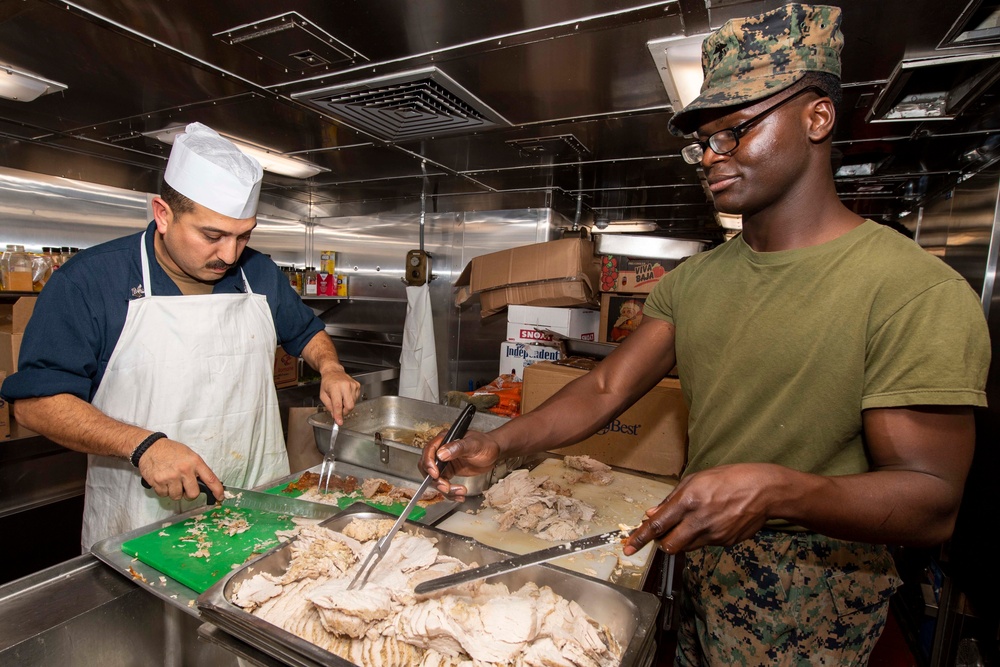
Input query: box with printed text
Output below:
<box><xmin>522</xmin><ymin>359</ymin><xmax>688</xmax><ymax>476</ymax></box>
<box><xmin>506</xmin><ymin>305</ymin><xmax>599</xmax><ymax>344</ymax></box>
<box><xmin>498</xmin><ymin>341</ymin><xmax>563</xmax><ymax>381</ymax></box>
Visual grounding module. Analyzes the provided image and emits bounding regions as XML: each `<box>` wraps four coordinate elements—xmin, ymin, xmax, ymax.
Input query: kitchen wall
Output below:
<box><xmin>902</xmin><ymin>163</ymin><xmax>1000</xmax><ymax>664</ymax></box>
<box><xmin>0</xmin><ymin>165</ymin><xmax>571</xmax><ymax>396</ymax></box>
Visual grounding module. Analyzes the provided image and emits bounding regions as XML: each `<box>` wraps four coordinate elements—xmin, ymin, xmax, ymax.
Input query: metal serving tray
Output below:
<box><xmin>308</xmin><ymin>396</ymin><xmax>519</xmax><ymax>496</ymax></box>
<box><xmin>198</xmin><ymin>504</ymin><xmax>659</xmax><ymax>667</ymax></box>
<box><xmin>265</xmin><ymin>459</ymin><xmax>458</xmax><ymax>526</ymax></box>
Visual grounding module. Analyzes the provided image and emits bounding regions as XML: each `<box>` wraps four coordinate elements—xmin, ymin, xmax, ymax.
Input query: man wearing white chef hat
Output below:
<box><xmin>2</xmin><ymin>122</ymin><xmax>361</xmax><ymax>550</ymax></box>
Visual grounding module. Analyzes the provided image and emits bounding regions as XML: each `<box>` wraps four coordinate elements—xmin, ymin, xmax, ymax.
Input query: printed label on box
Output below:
<box><xmin>499</xmin><ymin>342</ymin><xmax>562</xmax><ymax>381</ymax></box>
<box><xmin>506</xmin><ymin>322</ymin><xmax>595</xmax><ymax>344</ymax></box>
<box><xmin>600</xmin><ymin>256</ymin><xmax>670</xmax><ymax>293</ymax></box>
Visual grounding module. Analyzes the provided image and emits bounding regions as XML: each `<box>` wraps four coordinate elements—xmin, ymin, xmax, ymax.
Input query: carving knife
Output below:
<box><xmin>221</xmin><ymin>485</ymin><xmax>341</xmax><ymax>520</ymax></box>
<box><xmin>348</xmin><ymin>403</ymin><xmax>477</xmax><ymax>589</ymax></box>
<box><xmin>413</xmin><ymin>529</ymin><xmax>629</xmax><ymax>595</ymax></box>
<box><xmin>141</xmin><ymin>477</ymin><xmax>339</xmax><ymax>520</ymax></box>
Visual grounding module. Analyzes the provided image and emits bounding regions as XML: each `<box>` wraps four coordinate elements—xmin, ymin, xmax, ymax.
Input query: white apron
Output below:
<box><xmin>81</xmin><ymin>233</ymin><xmax>289</xmax><ymax>550</ymax></box>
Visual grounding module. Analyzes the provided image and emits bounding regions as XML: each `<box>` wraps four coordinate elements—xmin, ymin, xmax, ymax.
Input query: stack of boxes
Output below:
<box><xmin>0</xmin><ymin>296</ymin><xmax>37</xmax><ymax>439</ymax></box>
<box><xmin>500</xmin><ymin>305</ymin><xmax>599</xmax><ymax>380</ymax></box>
<box><xmin>595</xmin><ymin>235</ymin><xmax>703</xmax><ymax>343</ymax></box>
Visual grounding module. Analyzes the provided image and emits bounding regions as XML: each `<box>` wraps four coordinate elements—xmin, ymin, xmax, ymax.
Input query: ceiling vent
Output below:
<box><xmin>292</xmin><ymin>67</ymin><xmax>509</xmax><ymax>142</ymax></box>
<box><xmin>506</xmin><ymin>134</ymin><xmax>590</xmax><ymax>158</ymax></box>
<box><xmin>215</xmin><ymin>13</ymin><xmax>366</xmax><ymax>74</ymax></box>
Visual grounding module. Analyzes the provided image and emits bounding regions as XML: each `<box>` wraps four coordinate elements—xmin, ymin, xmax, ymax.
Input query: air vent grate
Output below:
<box><xmin>292</xmin><ymin>67</ymin><xmax>509</xmax><ymax>142</ymax></box>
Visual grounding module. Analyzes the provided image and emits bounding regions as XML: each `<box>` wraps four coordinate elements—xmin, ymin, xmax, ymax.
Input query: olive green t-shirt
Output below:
<box><xmin>644</xmin><ymin>220</ymin><xmax>990</xmax><ymax>480</ymax></box>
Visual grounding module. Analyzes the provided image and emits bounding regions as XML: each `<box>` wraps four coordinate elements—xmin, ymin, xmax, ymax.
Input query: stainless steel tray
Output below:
<box><xmin>198</xmin><ymin>504</ymin><xmax>659</xmax><ymax>667</ymax></box>
<box><xmin>265</xmin><ymin>459</ymin><xmax>458</xmax><ymax>525</ymax></box>
<box><xmin>89</xmin><ymin>501</ymin><xmax>339</xmax><ymax>617</ymax></box>
<box><xmin>308</xmin><ymin>396</ymin><xmax>519</xmax><ymax>496</ymax></box>
<box><xmin>90</xmin><ymin>460</ymin><xmax>455</xmax><ymax>616</ymax></box>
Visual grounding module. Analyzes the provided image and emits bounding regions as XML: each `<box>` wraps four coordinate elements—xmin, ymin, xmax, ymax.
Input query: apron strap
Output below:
<box><xmin>139</xmin><ymin>231</ymin><xmax>253</xmax><ymax>295</ymax></box>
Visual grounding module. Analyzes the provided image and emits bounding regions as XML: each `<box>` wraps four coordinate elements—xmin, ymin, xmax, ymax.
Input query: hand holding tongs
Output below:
<box><xmin>347</xmin><ymin>403</ymin><xmax>476</xmax><ymax>590</ymax></box>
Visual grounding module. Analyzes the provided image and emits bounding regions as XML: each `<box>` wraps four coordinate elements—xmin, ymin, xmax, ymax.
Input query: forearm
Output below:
<box><xmin>299</xmin><ymin>330</ymin><xmax>344</xmax><ymax>375</ymax></box>
<box><xmin>492</xmin><ymin>322</ymin><xmax>676</xmax><ymax>459</ymax></box>
<box><xmin>491</xmin><ymin>375</ymin><xmax>633</xmax><ymax>458</ymax></box>
<box><xmin>13</xmin><ymin>394</ymin><xmax>156</xmax><ymax>461</ymax></box>
<box><xmin>773</xmin><ymin>466</ymin><xmax>963</xmax><ymax>546</ymax></box>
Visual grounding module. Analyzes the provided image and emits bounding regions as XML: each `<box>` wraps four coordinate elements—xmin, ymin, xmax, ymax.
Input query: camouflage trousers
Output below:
<box><xmin>674</xmin><ymin>530</ymin><xmax>902</xmax><ymax>666</ymax></box>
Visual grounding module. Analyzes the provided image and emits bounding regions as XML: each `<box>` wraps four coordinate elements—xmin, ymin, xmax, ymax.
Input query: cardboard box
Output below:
<box><xmin>522</xmin><ymin>360</ymin><xmax>688</xmax><ymax>476</ymax></box>
<box><xmin>499</xmin><ymin>341</ymin><xmax>562</xmax><ymax>381</ymax></box>
<box><xmin>0</xmin><ymin>371</ymin><xmax>9</xmax><ymax>440</ymax></box>
<box><xmin>0</xmin><ymin>296</ymin><xmax>37</xmax><ymax>375</ymax></box>
<box><xmin>455</xmin><ymin>238</ymin><xmax>601</xmax><ymax>317</ymax></box>
<box><xmin>506</xmin><ymin>305</ymin><xmax>599</xmax><ymax>343</ymax></box>
<box><xmin>274</xmin><ymin>346</ymin><xmax>298</xmax><ymax>388</ymax></box>
<box><xmin>599</xmin><ymin>293</ymin><xmax>647</xmax><ymax>343</ymax></box>
<box><xmin>599</xmin><ymin>255</ymin><xmax>674</xmax><ymax>294</ymax></box>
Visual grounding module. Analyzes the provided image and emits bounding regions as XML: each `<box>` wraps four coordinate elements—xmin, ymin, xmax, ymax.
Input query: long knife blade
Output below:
<box><xmin>222</xmin><ymin>486</ymin><xmax>341</xmax><ymax>520</ymax></box>
<box><xmin>348</xmin><ymin>403</ymin><xmax>477</xmax><ymax>589</ymax></box>
<box><xmin>413</xmin><ymin>529</ymin><xmax>627</xmax><ymax>595</ymax></box>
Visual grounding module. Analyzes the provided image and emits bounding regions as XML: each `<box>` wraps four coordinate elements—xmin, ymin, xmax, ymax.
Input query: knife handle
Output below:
<box><xmin>141</xmin><ymin>477</ymin><xmax>219</xmax><ymax>506</ymax></box>
<box><xmin>436</xmin><ymin>403</ymin><xmax>476</xmax><ymax>476</ymax></box>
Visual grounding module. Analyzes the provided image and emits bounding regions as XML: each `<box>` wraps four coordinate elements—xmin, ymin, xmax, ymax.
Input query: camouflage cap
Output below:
<box><xmin>668</xmin><ymin>3</ymin><xmax>843</xmax><ymax>136</ymax></box>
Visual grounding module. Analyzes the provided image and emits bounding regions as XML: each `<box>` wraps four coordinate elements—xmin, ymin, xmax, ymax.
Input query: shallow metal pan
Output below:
<box><xmin>308</xmin><ymin>396</ymin><xmax>519</xmax><ymax>495</ymax></box>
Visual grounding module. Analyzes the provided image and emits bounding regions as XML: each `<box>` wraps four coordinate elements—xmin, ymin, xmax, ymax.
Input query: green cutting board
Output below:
<box><xmin>263</xmin><ymin>480</ymin><xmax>427</xmax><ymax>521</ymax></box>
<box><xmin>121</xmin><ymin>506</ymin><xmax>296</xmax><ymax>593</ymax></box>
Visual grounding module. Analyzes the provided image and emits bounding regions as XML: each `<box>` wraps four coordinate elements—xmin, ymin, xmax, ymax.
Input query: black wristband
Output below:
<box><xmin>130</xmin><ymin>432</ymin><xmax>167</xmax><ymax>468</ymax></box>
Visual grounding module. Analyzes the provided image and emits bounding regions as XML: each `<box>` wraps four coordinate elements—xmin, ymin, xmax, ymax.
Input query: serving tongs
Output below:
<box><xmin>347</xmin><ymin>403</ymin><xmax>476</xmax><ymax>590</ymax></box>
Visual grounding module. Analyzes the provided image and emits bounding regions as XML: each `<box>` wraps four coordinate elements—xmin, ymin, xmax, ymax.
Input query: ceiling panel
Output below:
<box><xmin>0</xmin><ymin>0</ymin><xmax>997</xmax><ymax>240</ymax></box>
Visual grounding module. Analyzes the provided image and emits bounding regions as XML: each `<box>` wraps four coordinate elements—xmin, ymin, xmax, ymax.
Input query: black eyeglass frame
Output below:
<box><xmin>680</xmin><ymin>86</ymin><xmax>826</xmax><ymax>165</ymax></box>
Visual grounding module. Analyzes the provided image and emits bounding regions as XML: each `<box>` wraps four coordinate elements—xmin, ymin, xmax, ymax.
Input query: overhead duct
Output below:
<box><xmin>292</xmin><ymin>67</ymin><xmax>510</xmax><ymax>142</ymax></box>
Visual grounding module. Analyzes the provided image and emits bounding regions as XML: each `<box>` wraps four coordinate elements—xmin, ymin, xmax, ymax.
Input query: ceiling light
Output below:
<box><xmin>647</xmin><ymin>34</ymin><xmax>709</xmax><ymax>112</ymax></box>
<box><xmin>145</xmin><ymin>124</ymin><xmax>328</xmax><ymax>179</ymax></box>
<box><xmin>0</xmin><ymin>64</ymin><xmax>67</xmax><ymax>102</ymax></box>
<box><xmin>590</xmin><ymin>220</ymin><xmax>658</xmax><ymax>234</ymax></box>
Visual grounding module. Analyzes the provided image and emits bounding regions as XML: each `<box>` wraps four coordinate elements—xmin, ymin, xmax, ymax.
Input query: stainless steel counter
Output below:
<box><xmin>0</xmin><ymin>433</ymin><xmax>86</xmax><ymax>519</ymax></box>
<box><xmin>0</xmin><ymin>555</ymin><xmax>240</xmax><ymax>666</ymax></box>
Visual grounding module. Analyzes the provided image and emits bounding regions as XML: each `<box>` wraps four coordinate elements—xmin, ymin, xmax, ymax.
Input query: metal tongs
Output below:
<box><xmin>347</xmin><ymin>403</ymin><xmax>477</xmax><ymax>590</ymax></box>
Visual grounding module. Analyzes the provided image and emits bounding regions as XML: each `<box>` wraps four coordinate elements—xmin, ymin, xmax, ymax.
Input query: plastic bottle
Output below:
<box><xmin>303</xmin><ymin>266</ymin><xmax>318</xmax><ymax>296</ymax></box>
<box><xmin>320</xmin><ymin>250</ymin><xmax>336</xmax><ymax>275</ymax></box>
<box><xmin>46</xmin><ymin>246</ymin><xmax>62</xmax><ymax>272</ymax></box>
<box><xmin>31</xmin><ymin>250</ymin><xmax>53</xmax><ymax>291</ymax></box>
<box><xmin>3</xmin><ymin>245</ymin><xmax>33</xmax><ymax>292</ymax></box>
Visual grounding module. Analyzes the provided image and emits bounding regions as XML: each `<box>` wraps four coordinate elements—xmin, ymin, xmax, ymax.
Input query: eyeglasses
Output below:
<box><xmin>680</xmin><ymin>87</ymin><xmax>824</xmax><ymax>165</ymax></box>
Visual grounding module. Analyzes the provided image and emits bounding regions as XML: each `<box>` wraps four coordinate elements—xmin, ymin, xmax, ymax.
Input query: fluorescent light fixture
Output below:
<box><xmin>145</xmin><ymin>124</ymin><xmax>328</xmax><ymax>179</ymax></box>
<box><xmin>647</xmin><ymin>34</ymin><xmax>709</xmax><ymax>112</ymax></box>
<box><xmin>590</xmin><ymin>220</ymin><xmax>659</xmax><ymax>234</ymax></box>
<box><xmin>0</xmin><ymin>64</ymin><xmax>67</xmax><ymax>102</ymax></box>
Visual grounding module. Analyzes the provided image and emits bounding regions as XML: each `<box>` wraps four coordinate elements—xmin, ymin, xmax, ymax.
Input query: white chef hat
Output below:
<box><xmin>163</xmin><ymin>122</ymin><xmax>263</xmax><ymax>219</ymax></box>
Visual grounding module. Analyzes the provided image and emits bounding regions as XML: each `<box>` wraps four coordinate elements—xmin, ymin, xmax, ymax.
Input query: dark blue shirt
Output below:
<box><xmin>1</xmin><ymin>222</ymin><xmax>324</xmax><ymax>402</ymax></box>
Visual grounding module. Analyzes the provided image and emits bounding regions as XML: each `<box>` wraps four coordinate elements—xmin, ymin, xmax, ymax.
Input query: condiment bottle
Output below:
<box><xmin>31</xmin><ymin>250</ymin><xmax>53</xmax><ymax>291</ymax></box>
<box><xmin>303</xmin><ymin>266</ymin><xmax>318</xmax><ymax>296</ymax></box>
<box><xmin>3</xmin><ymin>245</ymin><xmax>33</xmax><ymax>292</ymax></box>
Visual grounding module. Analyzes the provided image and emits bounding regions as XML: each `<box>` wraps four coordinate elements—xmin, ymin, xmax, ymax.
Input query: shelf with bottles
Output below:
<box><xmin>300</xmin><ymin>295</ymin><xmax>407</xmax><ymax>302</ymax></box>
<box><xmin>1</xmin><ymin>245</ymin><xmax>79</xmax><ymax>294</ymax></box>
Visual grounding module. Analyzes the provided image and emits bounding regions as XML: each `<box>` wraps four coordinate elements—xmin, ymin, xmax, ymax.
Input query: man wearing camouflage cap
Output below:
<box><xmin>419</xmin><ymin>3</ymin><xmax>990</xmax><ymax>664</ymax></box>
